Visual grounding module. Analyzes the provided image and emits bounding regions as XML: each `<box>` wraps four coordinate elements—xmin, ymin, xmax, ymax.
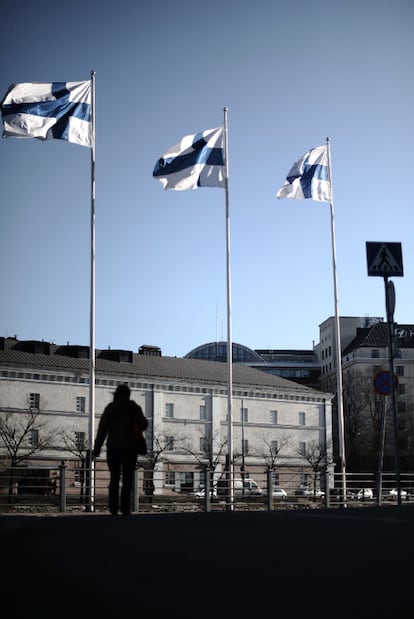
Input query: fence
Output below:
<box><xmin>1</xmin><ymin>464</ymin><xmax>413</xmax><ymax>514</ymax></box>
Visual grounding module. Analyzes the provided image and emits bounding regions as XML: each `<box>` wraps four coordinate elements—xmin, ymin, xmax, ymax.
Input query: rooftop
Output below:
<box><xmin>0</xmin><ymin>336</ymin><xmax>322</xmax><ymax>395</ymax></box>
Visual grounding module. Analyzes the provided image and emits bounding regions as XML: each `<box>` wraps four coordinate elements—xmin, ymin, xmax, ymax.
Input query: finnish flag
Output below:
<box><xmin>153</xmin><ymin>127</ymin><xmax>225</xmax><ymax>190</ymax></box>
<box><xmin>277</xmin><ymin>146</ymin><xmax>331</xmax><ymax>202</ymax></box>
<box><xmin>1</xmin><ymin>81</ymin><xmax>92</xmax><ymax>147</ymax></box>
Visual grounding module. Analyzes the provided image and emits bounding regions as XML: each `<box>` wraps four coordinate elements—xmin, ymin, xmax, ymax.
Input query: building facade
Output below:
<box><xmin>0</xmin><ymin>337</ymin><xmax>333</xmax><ymax>496</ymax></box>
<box><xmin>316</xmin><ymin>318</ymin><xmax>414</xmax><ymax>471</ymax></box>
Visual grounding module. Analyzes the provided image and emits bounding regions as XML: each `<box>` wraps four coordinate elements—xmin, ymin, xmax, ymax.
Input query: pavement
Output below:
<box><xmin>2</xmin><ymin>504</ymin><xmax>413</xmax><ymax>618</ymax></box>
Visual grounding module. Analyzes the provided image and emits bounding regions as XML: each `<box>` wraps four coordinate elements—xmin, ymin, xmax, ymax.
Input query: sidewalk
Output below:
<box><xmin>2</xmin><ymin>505</ymin><xmax>413</xmax><ymax>618</ymax></box>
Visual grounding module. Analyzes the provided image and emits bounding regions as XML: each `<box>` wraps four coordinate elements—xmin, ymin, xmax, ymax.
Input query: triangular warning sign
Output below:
<box><xmin>366</xmin><ymin>242</ymin><xmax>403</xmax><ymax>277</ymax></box>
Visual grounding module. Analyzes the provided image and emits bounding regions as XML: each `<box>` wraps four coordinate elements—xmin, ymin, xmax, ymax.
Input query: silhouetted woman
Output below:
<box><xmin>93</xmin><ymin>384</ymin><xmax>148</xmax><ymax>515</ymax></box>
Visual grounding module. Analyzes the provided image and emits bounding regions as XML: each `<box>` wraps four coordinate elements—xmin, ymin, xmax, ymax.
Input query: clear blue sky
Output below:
<box><xmin>1</xmin><ymin>0</ymin><xmax>413</xmax><ymax>357</ymax></box>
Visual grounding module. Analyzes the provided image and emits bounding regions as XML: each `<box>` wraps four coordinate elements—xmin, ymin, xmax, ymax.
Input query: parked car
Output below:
<box><xmin>350</xmin><ymin>488</ymin><xmax>374</xmax><ymax>501</ymax></box>
<box><xmin>271</xmin><ymin>487</ymin><xmax>288</xmax><ymax>499</ymax></box>
<box><xmin>217</xmin><ymin>478</ymin><xmax>263</xmax><ymax>497</ymax></box>
<box><xmin>191</xmin><ymin>488</ymin><xmax>218</xmax><ymax>499</ymax></box>
<box><xmin>384</xmin><ymin>488</ymin><xmax>408</xmax><ymax>500</ymax></box>
<box><xmin>295</xmin><ymin>487</ymin><xmax>325</xmax><ymax>498</ymax></box>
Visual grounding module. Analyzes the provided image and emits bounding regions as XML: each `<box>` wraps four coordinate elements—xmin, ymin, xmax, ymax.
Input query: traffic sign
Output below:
<box><xmin>366</xmin><ymin>242</ymin><xmax>403</xmax><ymax>277</ymax></box>
<box><xmin>373</xmin><ymin>371</ymin><xmax>399</xmax><ymax>396</ymax></box>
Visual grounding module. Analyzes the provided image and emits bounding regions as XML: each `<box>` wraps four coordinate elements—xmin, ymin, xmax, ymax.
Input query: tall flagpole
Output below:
<box><xmin>87</xmin><ymin>70</ymin><xmax>96</xmax><ymax>511</ymax></box>
<box><xmin>223</xmin><ymin>107</ymin><xmax>234</xmax><ymax>508</ymax></box>
<box><xmin>326</xmin><ymin>137</ymin><xmax>347</xmax><ymax>503</ymax></box>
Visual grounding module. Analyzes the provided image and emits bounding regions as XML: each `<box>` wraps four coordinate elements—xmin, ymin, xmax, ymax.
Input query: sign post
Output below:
<box><xmin>366</xmin><ymin>242</ymin><xmax>403</xmax><ymax>505</ymax></box>
<box><xmin>373</xmin><ymin>371</ymin><xmax>399</xmax><ymax>396</ymax></box>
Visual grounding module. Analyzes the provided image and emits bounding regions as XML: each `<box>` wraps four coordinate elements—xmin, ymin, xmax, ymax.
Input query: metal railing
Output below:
<box><xmin>1</xmin><ymin>465</ymin><xmax>413</xmax><ymax>514</ymax></box>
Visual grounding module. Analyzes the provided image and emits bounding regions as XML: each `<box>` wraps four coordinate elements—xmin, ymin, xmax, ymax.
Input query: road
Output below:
<box><xmin>1</xmin><ymin>504</ymin><xmax>413</xmax><ymax>618</ymax></box>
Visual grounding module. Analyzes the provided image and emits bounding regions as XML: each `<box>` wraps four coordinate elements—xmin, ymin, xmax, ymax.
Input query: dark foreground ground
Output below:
<box><xmin>2</xmin><ymin>504</ymin><xmax>413</xmax><ymax>619</ymax></box>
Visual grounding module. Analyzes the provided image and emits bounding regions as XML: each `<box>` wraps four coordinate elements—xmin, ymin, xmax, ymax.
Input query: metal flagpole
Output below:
<box><xmin>223</xmin><ymin>107</ymin><xmax>234</xmax><ymax>509</ymax></box>
<box><xmin>87</xmin><ymin>70</ymin><xmax>96</xmax><ymax>511</ymax></box>
<box><xmin>326</xmin><ymin>137</ymin><xmax>347</xmax><ymax>505</ymax></box>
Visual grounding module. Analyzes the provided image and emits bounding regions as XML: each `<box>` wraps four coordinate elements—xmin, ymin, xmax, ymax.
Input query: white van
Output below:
<box><xmin>217</xmin><ymin>477</ymin><xmax>262</xmax><ymax>497</ymax></box>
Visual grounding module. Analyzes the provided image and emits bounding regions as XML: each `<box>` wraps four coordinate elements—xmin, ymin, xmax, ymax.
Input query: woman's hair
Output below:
<box><xmin>113</xmin><ymin>384</ymin><xmax>131</xmax><ymax>401</ymax></box>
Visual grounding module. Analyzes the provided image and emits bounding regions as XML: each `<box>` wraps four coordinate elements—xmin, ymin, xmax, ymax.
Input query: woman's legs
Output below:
<box><xmin>120</xmin><ymin>449</ymin><xmax>137</xmax><ymax>515</ymax></box>
<box><xmin>107</xmin><ymin>448</ymin><xmax>122</xmax><ymax>515</ymax></box>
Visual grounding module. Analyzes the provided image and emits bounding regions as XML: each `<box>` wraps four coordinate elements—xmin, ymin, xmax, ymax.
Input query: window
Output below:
<box><xmin>165</xmin><ymin>436</ymin><xmax>174</xmax><ymax>451</ymax></box>
<box><xmin>298</xmin><ymin>441</ymin><xmax>306</xmax><ymax>456</ymax></box>
<box><xmin>29</xmin><ymin>429</ymin><xmax>39</xmax><ymax>447</ymax></box>
<box><xmin>270</xmin><ymin>410</ymin><xmax>278</xmax><ymax>424</ymax></box>
<box><xmin>165</xmin><ymin>403</ymin><xmax>174</xmax><ymax>418</ymax></box>
<box><xmin>200</xmin><ymin>437</ymin><xmax>207</xmax><ymax>452</ymax></box>
<box><xmin>241</xmin><ymin>407</ymin><xmax>248</xmax><ymax>423</ymax></box>
<box><xmin>398</xmin><ymin>401</ymin><xmax>406</xmax><ymax>414</ymax></box>
<box><xmin>75</xmin><ymin>431</ymin><xmax>86</xmax><ymax>450</ymax></box>
<box><xmin>299</xmin><ymin>412</ymin><xmax>306</xmax><ymax>426</ymax></box>
<box><xmin>165</xmin><ymin>472</ymin><xmax>175</xmax><ymax>486</ymax></box>
<box><xmin>271</xmin><ymin>440</ymin><xmax>278</xmax><ymax>455</ymax></box>
<box><xmin>396</xmin><ymin>365</ymin><xmax>404</xmax><ymax>377</ymax></box>
<box><xmin>398</xmin><ymin>383</ymin><xmax>405</xmax><ymax>395</ymax></box>
<box><xmin>242</xmin><ymin>439</ymin><xmax>249</xmax><ymax>455</ymax></box>
<box><xmin>30</xmin><ymin>392</ymin><xmax>40</xmax><ymax>410</ymax></box>
<box><xmin>371</xmin><ymin>349</ymin><xmax>380</xmax><ymax>358</ymax></box>
<box><xmin>179</xmin><ymin>471</ymin><xmax>194</xmax><ymax>491</ymax></box>
<box><xmin>272</xmin><ymin>472</ymin><xmax>280</xmax><ymax>486</ymax></box>
<box><xmin>199</xmin><ymin>405</ymin><xmax>207</xmax><ymax>420</ymax></box>
<box><xmin>76</xmin><ymin>396</ymin><xmax>86</xmax><ymax>413</ymax></box>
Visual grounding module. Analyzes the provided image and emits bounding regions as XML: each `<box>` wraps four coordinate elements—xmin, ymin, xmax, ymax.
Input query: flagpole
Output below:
<box><xmin>223</xmin><ymin>107</ymin><xmax>234</xmax><ymax>509</ymax></box>
<box><xmin>326</xmin><ymin>136</ymin><xmax>347</xmax><ymax>504</ymax></box>
<box><xmin>87</xmin><ymin>70</ymin><xmax>96</xmax><ymax>511</ymax></box>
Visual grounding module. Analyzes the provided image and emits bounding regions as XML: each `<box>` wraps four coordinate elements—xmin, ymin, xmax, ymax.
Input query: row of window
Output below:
<box><xmin>26</xmin><ymin>426</ymin><xmax>309</xmax><ymax>460</ymax></box>
<box><xmin>323</xmin><ymin>361</ymin><xmax>406</xmax><ymax>377</ymax></box>
<box><xmin>153</xmin><ymin>437</ymin><xmax>306</xmax><ymax>455</ymax></box>
<box><xmin>29</xmin><ymin>430</ymin><xmax>86</xmax><ymax>449</ymax></box>
<box><xmin>29</xmin><ymin>393</ymin><xmax>86</xmax><ymax>413</ymax></box>
<box><xmin>321</xmin><ymin>346</ymin><xmax>332</xmax><ymax>361</ymax></box>
<box><xmin>27</xmin><ymin>397</ymin><xmax>310</xmax><ymax>426</ymax></box>
<box><xmin>371</xmin><ymin>350</ymin><xmax>403</xmax><ymax>362</ymax></box>
<box><xmin>165</xmin><ymin>404</ymin><xmax>308</xmax><ymax>426</ymax></box>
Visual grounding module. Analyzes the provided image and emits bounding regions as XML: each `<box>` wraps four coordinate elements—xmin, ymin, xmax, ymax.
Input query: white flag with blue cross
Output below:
<box><xmin>276</xmin><ymin>146</ymin><xmax>331</xmax><ymax>202</ymax></box>
<box><xmin>153</xmin><ymin>127</ymin><xmax>225</xmax><ymax>190</ymax></box>
<box><xmin>1</xmin><ymin>81</ymin><xmax>92</xmax><ymax>147</ymax></box>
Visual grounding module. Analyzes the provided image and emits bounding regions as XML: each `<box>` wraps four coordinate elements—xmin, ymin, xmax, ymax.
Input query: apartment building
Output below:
<box><xmin>315</xmin><ymin>317</ymin><xmax>414</xmax><ymax>470</ymax></box>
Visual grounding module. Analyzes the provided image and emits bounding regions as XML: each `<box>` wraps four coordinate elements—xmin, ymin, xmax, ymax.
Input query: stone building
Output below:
<box><xmin>0</xmin><ymin>336</ymin><xmax>333</xmax><ymax>495</ymax></box>
<box><xmin>316</xmin><ymin>318</ymin><xmax>414</xmax><ymax>471</ymax></box>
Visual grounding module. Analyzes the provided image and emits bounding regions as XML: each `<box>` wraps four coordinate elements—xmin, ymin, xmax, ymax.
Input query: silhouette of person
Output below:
<box><xmin>92</xmin><ymin>384</ymin><xmax>148</xmax><ymax>516</ymax></box>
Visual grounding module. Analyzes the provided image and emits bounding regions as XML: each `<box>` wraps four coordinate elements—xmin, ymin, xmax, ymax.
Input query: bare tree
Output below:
<box><xmin>342</xmin><ymin>370</ymin><xmax>377</xmax><ymax>469</ymax></box>
<box><xmin>59</xmin><ymin>427</ymin><xmax>90</xmax><ymax>502</ymax></box>
<box><xmin>181</xmin><ymin>429</ymin><xmax>227</xmax><ymax>497</ymax></box>
<box><xmin>0</xmin><ymin>408</ymin><xmax>57</xmax><ymax>500</ymax></box>
<box><xmin>142</xmin><ymin>427</ymin><xmax>186</xmax><ymax>496</ymax></box>
<box><xmin>257</xmin><ymin>433</ymin><xmax>290</xmax><ymax>472</ymax></box>
<box><xmin>298</xmin><ymin>439</ymin><xmax>332</xmax><ymax>498</ymax></box>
